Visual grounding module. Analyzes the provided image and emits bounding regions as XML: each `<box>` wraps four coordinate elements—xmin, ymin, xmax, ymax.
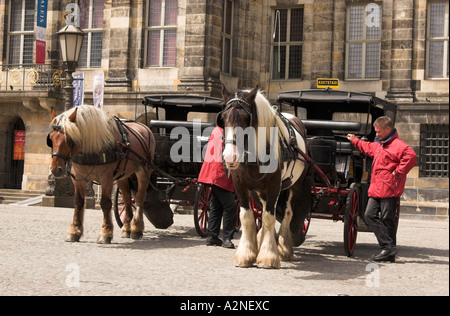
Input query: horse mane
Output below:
<box><xmin>52</xmin><ymin>105</ymin><xmax>117</xmax><ymax>154</ymax></box>
<box><xmin>254</xmin><ymin>91</ymin><xmax>288</xmax><ymax>162</ymax></box>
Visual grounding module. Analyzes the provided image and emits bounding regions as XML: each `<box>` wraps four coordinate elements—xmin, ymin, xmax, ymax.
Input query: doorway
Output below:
<box><xmin>4</xmin><ymin>117</ymin><xmax>26</xmax><ymax>189</ymax></box>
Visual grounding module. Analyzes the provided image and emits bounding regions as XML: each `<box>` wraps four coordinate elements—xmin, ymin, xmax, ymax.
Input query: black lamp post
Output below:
<box><xmin>57</xmin><ymin>25</ymin><xmax>85</xmax><ymax>111</ymax></box>
<box><xmin>42</xmin><ymin>25</ymin><xmax>94</xmax><ymax>208</ymax></box>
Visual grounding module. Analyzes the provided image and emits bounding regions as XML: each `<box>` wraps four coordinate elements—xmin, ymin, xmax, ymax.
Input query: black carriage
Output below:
<box><xmin>277</xmin><ymin>89</ymin><xmax>399</xmax><ymax>257</ymax></box>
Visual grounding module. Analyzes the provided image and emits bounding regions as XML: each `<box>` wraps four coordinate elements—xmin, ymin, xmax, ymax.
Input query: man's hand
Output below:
<box><xmin>347</xmin><ymin>134</ymin><xmax>356</xmax><ymax>142</ymax></box>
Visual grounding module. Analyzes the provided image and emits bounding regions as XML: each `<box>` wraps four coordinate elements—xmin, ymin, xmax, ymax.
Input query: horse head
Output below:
<box><xmin>47</xmin><ymin>107</ymin><xmax>77</xmax><ymax>177</ymax></box>
<box><xmin>219</xmin><ymin>85</ymin><xmax>259</xmax><ymax>170</ymax></box>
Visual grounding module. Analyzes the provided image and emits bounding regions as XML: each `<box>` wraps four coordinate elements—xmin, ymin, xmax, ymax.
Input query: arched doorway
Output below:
<box><xmin>4</xmin><ymin>117</ymin><xmax>26</xmax><ymax>189</ymax></box>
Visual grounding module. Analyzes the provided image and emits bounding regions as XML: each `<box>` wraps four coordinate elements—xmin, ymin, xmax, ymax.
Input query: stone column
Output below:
<box><xmin>178</xmin><ymin>0</ymin><xmax>208</xmax><ymax>92</ymax></box>
<box><xmin>104</xmin><ymin>0</ymin><xmax>132</xmax><ymax>90</ymax></box>
<box><xmin>386</xmin><ymin>0</ymin><xmax>415</xmax><ymax>102</ymax></box>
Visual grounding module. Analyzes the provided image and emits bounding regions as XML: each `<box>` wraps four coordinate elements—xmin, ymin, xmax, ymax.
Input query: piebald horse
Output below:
<box><xmin>218</xmin><ymin>86</ymin><xmax>312</xmax><ymax>268</ymax></box>
<box><xmin>47</xmin><ymin>105</ymin><xmax>155</xmax><ymax>243</ymax></box>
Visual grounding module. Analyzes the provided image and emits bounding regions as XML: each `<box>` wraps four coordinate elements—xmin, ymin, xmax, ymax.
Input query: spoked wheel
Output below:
<box><xmin>193</xmin><ymin>183</ymin><xmax>212</xmax><ymax>238</ymax></box>
<box><xmin>113</xmin><ymin>185</ymin><xmax>136</xmax><ymax>228</ymax></box>
<box><xmin>344</xmin><ymin>183</ymin><xmax>360</xmax><ymax>257</ymax></box>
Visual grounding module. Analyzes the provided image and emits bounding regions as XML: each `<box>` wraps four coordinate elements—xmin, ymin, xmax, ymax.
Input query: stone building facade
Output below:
<box><xmin>0</xmin><ymin>0</ymin><xmax>448</xmax><ymax>217</ymax></box>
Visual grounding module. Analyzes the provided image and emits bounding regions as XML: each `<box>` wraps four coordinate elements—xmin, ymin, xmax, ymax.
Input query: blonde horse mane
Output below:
<box><xmin>254</xmin><ymin>91</ymin><xmax>287</xmax><ymax>162</ymax></box>
<box><xmin>52</xmin><ymin>105</ymin><xmax>117</xmax><ymax>154</ymax></box>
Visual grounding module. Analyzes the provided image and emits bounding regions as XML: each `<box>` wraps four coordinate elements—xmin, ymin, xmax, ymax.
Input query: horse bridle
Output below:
<box><xmin>217</xmin><ymin>93</ymin><xmax>254</xmax><ymax>131</ymax></box>
<box><xmin>47</xmin><ymin>124</ymin><xmax>74</xmax><ymax>162</ymax></box>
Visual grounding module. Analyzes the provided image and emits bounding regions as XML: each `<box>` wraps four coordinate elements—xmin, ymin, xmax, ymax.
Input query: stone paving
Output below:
<box><xmin>0</xmin><ymin>204</ymin><xmax>448</xmax><ymax>296</ymax></box>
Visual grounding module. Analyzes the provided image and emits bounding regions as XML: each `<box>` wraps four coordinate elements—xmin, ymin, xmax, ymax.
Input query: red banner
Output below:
<box><xmin>13</xmin><ymin>130</ymin><xmax>26</xmax><ymax>160</ymax></box>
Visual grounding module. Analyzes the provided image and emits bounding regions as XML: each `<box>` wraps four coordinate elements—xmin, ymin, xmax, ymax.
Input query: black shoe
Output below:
<box><xmin>222</xmin><ymin>239</ymin><xmax>235</xmax><ymax>249</ymax></box>
<box><xmin>206</xmin><ymin>236</ymin><xmax>223</xmax><ymax>246</ymax></box>
<box><xmin>372</xmin><ymin>248</ymin><xmax>397</xmax><ymax>262</ymax></box>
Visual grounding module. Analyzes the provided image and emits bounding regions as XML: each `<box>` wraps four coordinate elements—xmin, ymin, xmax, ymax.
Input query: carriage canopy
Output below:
<box><xmin>277</xmin><ymin>89</ymin><xmax>397</xmax><ymax>139</ymax></box>
<box><xmin>277</xmin><ymin>89</ymin><xmax>396</xmax><ymax>122</ymax></box>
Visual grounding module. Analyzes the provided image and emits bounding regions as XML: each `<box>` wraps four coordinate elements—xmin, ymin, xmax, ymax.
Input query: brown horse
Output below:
<box><xmin>47</xmin><ymin>105</ymin><xmax>155</xmax><ymax>243</ymax></box>
<box><xmin>218</xmin><ymin>86</ymin><xmax>313</xmax><ymax>268</ymax></box>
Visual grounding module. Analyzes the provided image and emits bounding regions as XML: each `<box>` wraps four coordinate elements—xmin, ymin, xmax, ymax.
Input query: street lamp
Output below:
<box><xmin>57</xmin><ymin>25</ymin><xmax>84</xmax><ymax>110</ymax></box>
<box><xmin>42</xmin><ymin>24</ymin><xmax>93</xmax><ymax>209</ymax></box>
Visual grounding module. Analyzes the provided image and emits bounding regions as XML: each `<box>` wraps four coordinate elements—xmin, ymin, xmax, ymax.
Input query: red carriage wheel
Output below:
<box><xmin>344</xmin><ymin>183</ymin><xmax>360</xmax><ymax>257</ymax></box>
<box><xmin>193</xmin><ymin>183</ymin><xmax>212</xmax><ymax>238</ymax></box>
<box><xmin>113</xmin><ymin>185</ymin><xmax>136</xmax><ymax>228</ymax></box>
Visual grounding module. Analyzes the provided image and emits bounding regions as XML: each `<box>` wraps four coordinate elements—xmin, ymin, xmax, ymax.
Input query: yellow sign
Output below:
<box><xmin>317</xmin><ymin>78</ymin><xmax>340</xmax><ymax>89</ymax></box>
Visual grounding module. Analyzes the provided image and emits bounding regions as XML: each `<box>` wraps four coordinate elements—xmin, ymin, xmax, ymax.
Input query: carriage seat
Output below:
<box><xmin>307</xmin><ymin>138</ymin><xmax>354</xmax><ymax>184</ymax></box>
<box><xmin>335</xmin><ymin>141</ymin><xmax>353</xmax><ymax>182</ymax></box>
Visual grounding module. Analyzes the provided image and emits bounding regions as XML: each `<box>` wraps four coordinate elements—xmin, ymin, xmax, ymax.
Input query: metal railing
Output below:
<box><xmin>0</xmin><ymin>64</ymin><xmax>63</xmax><ymax>92</ymax></box>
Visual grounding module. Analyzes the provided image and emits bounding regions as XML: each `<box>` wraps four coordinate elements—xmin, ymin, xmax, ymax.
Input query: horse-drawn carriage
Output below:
<box><xmin>276</xmin><ymin>89</ymin><xmax>399</xmax><ymax>257</ymax></box>
<box><xmin>113</xmin><ymin>88</ymin><xmax>399</xmax><ymax>258</ymax></box>
<box><xmin>47</xmin><ymin>85</ymin><xmax>397</xmax><ymax>266</ymax></box>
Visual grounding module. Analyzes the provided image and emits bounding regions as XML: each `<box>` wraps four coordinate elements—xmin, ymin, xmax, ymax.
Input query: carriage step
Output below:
<box><xmin>0</xmin><ymin>189</ymin><xmax>45</xmax><ymax>206</ymax></box>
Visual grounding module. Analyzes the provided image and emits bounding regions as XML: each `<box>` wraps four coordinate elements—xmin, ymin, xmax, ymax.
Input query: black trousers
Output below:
<box><xmin>364</xmin><ymin>197</ymin><xmax>398</xmax><ymax>250</ymax></box>
<box><xmin>208</xmin><ymin>185</ymin><xmax>236</xmax><ymax>240</ymax></box>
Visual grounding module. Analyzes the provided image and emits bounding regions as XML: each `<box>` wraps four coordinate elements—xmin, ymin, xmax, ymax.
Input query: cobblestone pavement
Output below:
<box><xmin>0</xmin><ymin>204</ymin><xmax>448</xmax><ymax>296</ymax></box>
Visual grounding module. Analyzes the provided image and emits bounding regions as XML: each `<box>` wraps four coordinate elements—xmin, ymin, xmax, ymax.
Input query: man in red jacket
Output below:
<box><xmin>347</xmin><ymin>116</ymin><xmax>417</xmax><ymax>262</ymax></box>
<box><xmin>198</xmin><ymin>126</ymin><xmax>236</xmax><ymax>248</ymax></box>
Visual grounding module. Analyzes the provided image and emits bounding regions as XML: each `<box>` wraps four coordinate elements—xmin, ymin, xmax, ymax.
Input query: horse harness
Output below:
<box><xmin>47</xmin><ymin>117</ymin><xmax>153</xmax><ymax>182</ymax></box>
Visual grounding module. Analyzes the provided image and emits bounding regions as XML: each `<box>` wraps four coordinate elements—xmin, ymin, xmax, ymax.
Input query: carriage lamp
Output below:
<box><xmin>57</xmin><ymin>25</ymin><xmax>85</xmax><ymax>110</ymax></box>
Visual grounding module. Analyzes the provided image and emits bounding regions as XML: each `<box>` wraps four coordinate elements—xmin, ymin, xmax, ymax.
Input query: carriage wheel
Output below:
<box><xmin>113</xmin><ymin>185</ymin><xmax>136</xmax><ymax>228</ymax></box>
<box><xmin>193</xmin><ymin>183</ymin><xmax>212</xmax><ymax>238</ymax></box>
<box><xmin>344</xmin><ymin>183</ymin><xmax>360</xmax><ymax>257</ymax></box>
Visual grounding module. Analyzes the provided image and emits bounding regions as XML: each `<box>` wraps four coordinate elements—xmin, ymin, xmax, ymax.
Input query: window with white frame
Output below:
<box><xmin>272</xmin><ymin>8</ymin><xmax>304</xmax><ymax>80</ymax></box>
<box><xmin>145</xmin><ymin>0</ymin><xmax>178</xmax><ymax>67</ymax></box>
<box><xmin>222</xmin><ymin>0</ymin><xmax>234</xmax><ymax>74</ymax></box>
<box><xmin>77</xmin><ymin>0</ymin><xmax>104</xmax><ymax>68</ymax></box>
<box><xmin>346</xmin><ymin>3</ymin><xmax>381</xmax><ymax>79</ymax></box>
<box><xmin>426</xmin><ymin>1</ymin><xmax>449</xmax><ymax>79</ymax></box>
<box><xmin>7</xmin><ymin>0</ymin><xmax>35</xmax><ymax>65</ymax></box>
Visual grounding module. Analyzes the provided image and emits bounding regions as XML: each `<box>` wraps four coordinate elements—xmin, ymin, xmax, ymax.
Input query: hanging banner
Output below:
<box><xmin>93</xmin><ymin>73</ymin><xmax>104</xmax><ymax>109</ymax></box>
<box><xmin>13</xmin><ymin>130</ymin><xmax>26</xmax><ymax>161</ymax></box>
<box><xmin>73</xmin><ymin>73</ymin><xmax>84</xmax><ymax>107</ymax></box>
<box><xmin>36</xmin><ymin>0</ymin><xmax>48</xmax><ymax>64</ymax></box>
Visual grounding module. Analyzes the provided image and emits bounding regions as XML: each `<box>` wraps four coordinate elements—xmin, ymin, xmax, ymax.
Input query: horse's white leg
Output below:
<box><xmin>234</xmin><ymin>207</ymin><xmax>258</xmax><ymax>267</ymax></box>
<box><xmin>131</xmin><ymin>168</ymin><xmax>149</xmax><ymax>240</ymax></box>
<box><xmin>277</xmin><ymin>204</ymin><xmax>294</xmax><ymax>261</ymax></box>
<box><xmin>97</xmin><ymin>183</ymin><xmax>114</xmax><ymax>244</ymax></box>
<box><xmin>257</xmin><ymin>211</ymin><xmax>280</xmax><ymax>269</ymax></box>
<box><xmin>66</xmin><ymin>183</ymin><xmax>86</xmax><ymax>242</ymax></box>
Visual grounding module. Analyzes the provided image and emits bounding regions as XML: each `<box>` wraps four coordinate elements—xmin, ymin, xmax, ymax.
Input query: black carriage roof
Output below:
<box><xmin>277</xmin><ymin>89</ymin><xmax>396</xmax><ymax>113</ymax></box>
<box><xmin>143</xmin><ymin>94</ymin><xmax>224</xmax><ymax>113</ymax></box>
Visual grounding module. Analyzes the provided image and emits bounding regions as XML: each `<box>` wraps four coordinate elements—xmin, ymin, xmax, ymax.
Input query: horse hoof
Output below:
<box><xmin>65</xmin><ymin>234</ymin><xmax>81</xmax><ymax>242</ymax></box>
<box><xmin>122</xmin><ymin>231</ymin><xmax>131</xmax><ymax>238</ymax></box>
<box><xmin>235</xmin><ymin>264</ymin><xmax>254</xmax><ymax>268</ymax></box>
<box><xmin>257</xmin><ymin>265</ymin><xmax>278</xmax><ymax>269</ymax></box>
<box><xmin>131</xmin><ymin>232</ymin><xmax>143</xmax><ymax>240</ymax></box>
<box><xmin>256</xmin><ymin>257</ymin><xmax>281</xmax><ymax>269</ymax></box>
<box><xmin>97</xmin><ymin>236</ymin><xmax>112</xmax><ymax>244</ymax></box>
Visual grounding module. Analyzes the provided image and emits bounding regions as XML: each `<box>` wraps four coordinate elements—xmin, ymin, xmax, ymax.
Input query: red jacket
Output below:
<box><xmin>352</xmin><ymin>130</ymin><xmax>417</xmax><ymax>198</ymax></box>
<box><xmin>198</xmin><ymin>127</ymin><xmax>234</xmax><ymax>192</ymax></box>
